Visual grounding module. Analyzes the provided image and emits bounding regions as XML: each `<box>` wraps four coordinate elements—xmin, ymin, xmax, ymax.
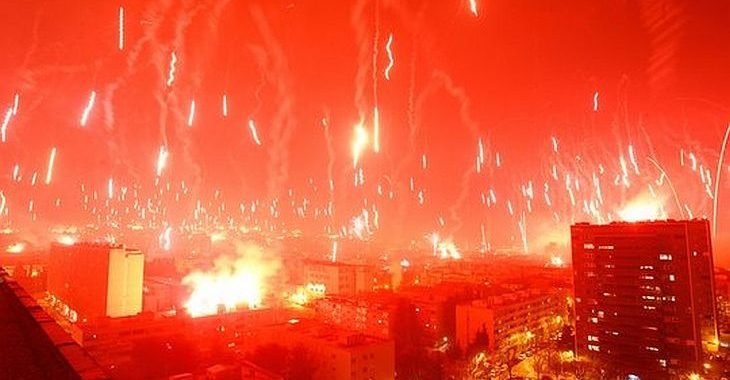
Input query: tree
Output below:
<box><xmin>466</xmin><ymin>324</ymin><xmax>490</xmax><ymax>358</ymax></box>
<box><xmin>391</xmin><ymin>299</ymin><xmax>442</xmax><ymax>379</ymax></box>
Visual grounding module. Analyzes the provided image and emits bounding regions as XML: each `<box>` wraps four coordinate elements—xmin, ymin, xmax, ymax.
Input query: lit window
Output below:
<box><xmin>640</xmin><ymin>275</ymin><xmax>655</xmax><ymax>280</ymax></box>
<box><xmin>588</xmin><ymin>344</ymin><xmax>600</xmax><ymax>352</ymax></box>
<box><xmin>669</xmin><ymin>274</ymin><xmax>676</xmax><ymax>282</ymax></box>
<box><xmin>590</xmin><ymin>317</ymin><xmax>598</xmax><ymax>324</ymax></box>
<box><xmin>659</xmin><ymin>359</ymin><xmax>667</xmax><ymax>367</ymax></box>
<box><xmin>664</xmin><ymin>296</ymin><xmax>676</xmax><ymax>302</ymax></box>
<box><xmin>588</xmin><ymin>335</ymin><xmax>599</xmax><ymax>342</ymax></box>
<box><xmin>640</xmin><ymin>265</ymin><xmax>654</xmax><ymax>270</ymax></box>
<box><xmin>642</xmin><ymin>295</ymin><xmax>656</xmax><ymax>300</ymax></box>
<box><xmin>659</xmin><ymin>254</ymin><xmax>672</xmax><ymax>261</ymax></box>
<box><xmin>643</xmin><ymin>305</ymin><xmax>656</xmax><ymax>310</ymax></box>
<box><xmin>598</xmin><ymin>245</ymin><xmax>614</xmax><ymax>250</ymax></box>
<box><xmin>597</xmin><ymin>311</ymin><xmax>604</xmax><ymax>318</ymax></box>
<box><xmin>645</xmin><ymin>346</ymin><xmax>659</xmax><ymax>352</ymax></box>
<box><xmin>583</xmin><ymin>243</ymin><xmax>595</xmax><ymax>249</ymax></box>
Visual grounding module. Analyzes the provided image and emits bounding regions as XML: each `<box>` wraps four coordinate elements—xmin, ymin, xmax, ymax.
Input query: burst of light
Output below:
<box><xmin>187</xmin><ymin>100</ymin><xmax>195</xmax><ymax>127</ymax></box>
<box><xmin>549</xmin><ymin>255</ymin><xmax>564</xmax><ymax>267</ymax></box>
<box><xmin>384</xmin><ymin>33</ymin><xmax>395</xmax><ymax>80</ymax></box>
<box><xmin>6</xmin><ymin>242</ymin><xmax>25</xmax><ymax>254</ymax></box>
<box><xmin>45</xmin><ymin>147</ymin><xmax>57</xmax><ymax>185</ymax></box>
<box><xmin>469</xmin><ymin>0</ymin><xmax>478</xmax><ymax>16</ymax></box>
<box><xmin>183</xmin><ymin>245</ymin><xmax>278</xmax><ymax>318</ymax></box>
<box><xmin>167</xmin><ymin>51</ymin><xmax>178</xmax><ymax>87</ymax></box>
<box><xmin>248</xmin><ymin>119</ymin><xmax>262</xmax><ymax>145</ymax></box>
<box><xmin>57</xmin><ymin>235</ymin><xmax>77</xmax><ymax>246</ymax></box>
<box><xmin>400</xmin><ymin>258</ymin><xmax>410</xmax><ymax>267</ymax></box>
<box><xmin>118</xmin><ymin>6</ymin><xmax>124</xmax><ymax>50</ymax></box>
<box><xmin>617</xmin><ymin>198</ymin><xmax>665</xmax><ymax>222</ymax></box>
<box><xmin>437</xmin><ymin>240</ymin><xmax>461</xmax><ymax>260</ymax></box>
<box><xmin>80</xmin><ymin>91</ymin><xmax>97</xmax><ymax>127</ymax></box>
<box><xmin>351</xmin><ymin>122</ymin><xmax>369</xmax><ymax>168</ymax></box>
<box><xmin>210</xmin><ymin>231</ymin><xmax>226</xmax><ymax>243</ymax></box>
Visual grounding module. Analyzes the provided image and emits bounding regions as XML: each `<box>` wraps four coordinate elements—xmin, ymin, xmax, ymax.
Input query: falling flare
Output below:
<box><xmin>187</xmin><ymin>99</ymin><xmax>195</xmax><ymax>127</ymax></box>
<box><xmin>384</xmin><ymin>33</ymin><xmax>395</xmax><ymax>81</ymax></box>
<box><xmin>248</xmin><ymin>119</ymin><xmax>262</xmax><ymax>146</ymax></box>
<box><xmin>80</xmin><ymin>91</ymin><xmax>97</xmax><ymax>126</ymax></box>
<box><xmin>45</xmin><ymin>147</ymin><xmax>57</xmax><ymax>185</ymax></box>
<box><xmin>118</xmin><ymin>6</ymin><xmax>124</xmax><ymax>50</ymax></box>
<box><xmin>1</xmin><ymin>108</ymin><xmax>11</xmax><ymax>143</ymax></box>
<box><xmin>593</xmin><ymin>91</ymin><xmax>599</xmax><ymax>112</ymax></box>
<box><xmin>469</xmin><ymin>0</ymin><xmax>478</xmax><ymax>16</ymax></box>
<box><xmin>167</xmin><ymin>51</ymin><xmax>178</xmax><ymax>87</ymax></box>
<box><xmin>351</xmin><ymin>122</ymin><xmax>368</xmax><ymax>168</ymax></box>
<box><xmin>373</xmin><ymin>107</ymin><xmax>380</xmax><ymax>153</ymax></box>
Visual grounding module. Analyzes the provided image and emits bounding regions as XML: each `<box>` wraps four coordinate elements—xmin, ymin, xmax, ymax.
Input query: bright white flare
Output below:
<box><xmin>469</xmin><ymin>0</ymin><xmax>478</xmax><ymax>16</ymax></box>
<box><xmin>187</xmin><ymin>99</ymin><xmax>195</xmax><ymax>127</ymax></box>
<box><xmin>45</xmin><ymin>147</ymin><xmax>57</xmax><ymax>185</ymax></box>
<box><xmin>156</xmin><ymin>145</ymin><xmax>169</xmax><ymax>176</ymax></box>
<box><xmin>182</xmin><ymin>243</ymin><xmax>279</xmax><ymax>318</ymax></box>
<box><xmin>222</xmin><ymin>94</ymin><xmax>228</xmax><ymax>117</ymax></box>
<box><xmin>80</xmin><ymin>91</ymin><xmax>97</xmax><ymax>126</ymax></box>
<box><xmin>248</xmin><ymin>119</ymin><xmax>262</xmax><ymax>145</ymax></box>
<box><xmin>351</xmin><ymin>123</ymin><xmax>369</xmax><ymax>168</ymax></box>
<box><xmin>593</xmin><ymin>91</ymin><xmax>599</xmax><ymax>112</ymax></box>
<box><xmin>1</xmin><ymin>108</ymin><xmax>11</xmax><ymax>143</ymax></box>
<box><xmin>618</xmin><ymin>198</ymin><xmax>665</xmax><ymax>222</ymax></box>
<box><xmin>118</xmin><ymin>6</ymin><xmax>124</xmax><ymax>50</ymax></box>
<box><xmin>384</xmin><ymin>33</ymin><xmax>395</xmax><ymax>80</ymax></box>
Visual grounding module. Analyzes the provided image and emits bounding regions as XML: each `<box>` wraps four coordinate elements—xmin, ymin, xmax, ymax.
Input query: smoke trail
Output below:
<box><xmin>250</xmin><ymin>5</ymin><xmax>297</xmax><ymax>199</ymax></box>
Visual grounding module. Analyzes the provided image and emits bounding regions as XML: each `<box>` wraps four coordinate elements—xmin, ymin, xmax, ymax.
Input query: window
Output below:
<box><xmin>640</xmin><ymin>265</ymin><xmax>654</xmax><ymax>270</ymax></box>
<box><xmin>588</xmin><ymin>344</ymin><xmax>600</xmax><ymax>352</ymax></box>
<box><xmin>588</xmin><ymin>335</ymin><xmax>599</xmax><ymax>342</ymax></box>
<box><xmin>642</xmin><ymin>295</ymin><xmax>656</xmax><ymax>300</ymax></box>
<box><xmin>669</xmin><ymin>274</ymin><xmax>676</xmax><ymax>282</ymax></box>
<box><xmin>640</xmin><ymin>275</ymin><xmax>655</xmax><ymax>280</ymax></box>
<box><xmin>598</xmin><ymin>245</ymin><xmax>614</xmax><ymax>250</ymax></box>
<box><xmin>583</xmin><ymin>243</ymin><xmax>595</xmax><ymax>249</ymax></box>
<box><xmin>659</xmin><ymin>254</ymin><xmax>672</xmax><ymax>261</ymax></box>
<box><xmin>659</xmin><ymin>359</ymin><xmax>667</xmax><ymax>367</ymax></box>
<box><xmin>590</xmin><ymin>317</ymin><xmax>598</xmax><ymax>323</ymax></box>
<box><xmin>645</xmin><ymin>346</ymin><xmax>659</xmax><ymax>352</ymax></box>
<box><xmin>597</xmin><ymin>311</ymin><xmax>604</xmax><ymax>318</ymax></box>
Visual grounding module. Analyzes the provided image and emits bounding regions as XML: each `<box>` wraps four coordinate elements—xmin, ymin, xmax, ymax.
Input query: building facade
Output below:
<box><xmin>47</xmin><ymin>242</ymin><xmax>144</xmax><ymax>321</ymax></box>
<box><xmin>571</xmin><ymin>220</ymin><xmax>718</xmax><ymax>378</ymax></box>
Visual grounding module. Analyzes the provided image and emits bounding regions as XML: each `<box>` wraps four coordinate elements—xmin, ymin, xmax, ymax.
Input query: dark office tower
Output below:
<box><xmin>571</xmin><ymin>219</ymin><xmax>718</xmax><ymax>379</ymax></box>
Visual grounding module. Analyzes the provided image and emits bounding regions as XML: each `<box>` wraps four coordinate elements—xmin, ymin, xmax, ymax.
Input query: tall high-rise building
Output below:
<box><xmin>571</xmin><ymin>219</ymin><xmax>718</xmax><ymax>378</ymax></box>
<box><xmin>48</xmin><ymin>243</ymin><xmax>144</xmax><ymax>322</ymax></box>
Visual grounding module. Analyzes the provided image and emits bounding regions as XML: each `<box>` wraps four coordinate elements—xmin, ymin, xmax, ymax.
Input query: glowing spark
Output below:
<box><xmin>248</xmin><ymin>119</ymin><xmax>262</xmax><ymax>146</ymax></box>
<box><xmin>351</xmin><ymin>123</ymin><xmax>368</xmax><ymax>168</ymax></box>
<box><xmin>1</xmin><ymin>108</ymin><xmax>11</xmax><ymax>143</ymax></box>
<box><xmin>45</xmin><ymin>147</ymin><xmax>57</xmax><ymax>185</ymax></box>
<box><xmin>689</xmin><ymin>152</ymin><xmax>697</xmax><ymax>171</ymax></box>
<box><xmin>593</xmin><ymin>91</ymin><xmax>599</xmax><ymax>112</ymax></box>
<box><xmin>12</xmin><ymin>164</ymin><xmax>19</xmax><ymax>182</ymax></box>
<box><xmin>118</xmin><ymin>6</ymin><xmax>124</xmax><ymax>50</ymax></box>
<box><xmin>222</xmin><ymin>94</ymin><xmax>228</xmax><ymax>117</ymax></box>
<box><xmin>107</xmin><ymin>177</ymin><xmax>114</xmax><ymax>199</ymax></box>
<box><xmin>551</xmin><ymin>136</ymin><xmax>558</xmax><ymax>153</ymax></box>
<box><xmin>0</xmin><ymin>191</ymin><xmax>5</xmax><ymax>216</ymax></box>
<box><xmin>496</xmin><ymin>152</ymin><xmax>502</xmax><ymax>168</ymax></box>
<box><xmin>187</xmin><ymin>99</ymin><xmax>195</xmax><ymax>127</ymax></box>
<box><xmin>713</xmin><ymin>124</ymin><xmax>730</xmax><ymax>239</ymax></box>
<box><xmin>80</xmin><ymin>90</ymin><xmax>97</xmax><ymax>126</ymax></box>
<box><xmin>12</xmin><ymin>93</ymin><xmax>19</xmax><ymax>115</ymax></box>
<box><xmin>373</xmin><ymin>107</ymin><xmax>380</xmax><ymax>153</ymax></box>
<box><xmin>6</xmin><ymin>242</ymin><xmax>25</xmax><ymax>254</ymax></box>
<box><xmin>156</xmin><ymin>145</ymin><xmax>169</xmax><ymax>176</ymax></box>
<box><xmin>469</xmin><ymin>0</ymin><xmax>478</xmax><ymax>16</ymax></box>
<box><xmin>166</xmin><ymin>51</ymin><xmax>178</xmax><ymax>87</ymax></box>
<box><xmin>30</xmin><ymin>172</ymin><xmax>37</xmax><ymax>186</ymax></box>
<box><xmin>384</xmin><ymin>33</ymin><xmax>394</xmax><ymax>80</ymax></box>
<box><xmin>421</xmin><ymin>154</ymin><xmax>427</xmax><ymax>169</ymax></box>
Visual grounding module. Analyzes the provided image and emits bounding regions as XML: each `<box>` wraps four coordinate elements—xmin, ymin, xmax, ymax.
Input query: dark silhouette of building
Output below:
<box><xmin>571</xmin><ymin>219</ymin><xmax>718</xmax><ymax>378</ymax></box>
